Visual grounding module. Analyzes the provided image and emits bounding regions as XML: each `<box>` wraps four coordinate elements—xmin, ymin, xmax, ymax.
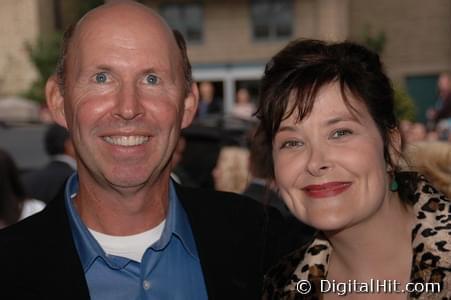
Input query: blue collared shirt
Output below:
<box><xmin>64</xmin><ymin>174</ymin><xmax>208</xmax><ymax>300</ymax></box>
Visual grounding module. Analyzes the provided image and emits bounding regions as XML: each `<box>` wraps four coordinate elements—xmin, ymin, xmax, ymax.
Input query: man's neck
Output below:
<box><xmin>74</xmin><ymin>176</ymin><xmax>170</xmax><ymax>236</ymax></box>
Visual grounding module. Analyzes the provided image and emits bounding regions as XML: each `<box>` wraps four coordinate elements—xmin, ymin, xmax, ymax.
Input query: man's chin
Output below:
<box><xmin>107</xmin><ymin>177</ymin><xmax>149</xmax><ymax>191</ymax></box>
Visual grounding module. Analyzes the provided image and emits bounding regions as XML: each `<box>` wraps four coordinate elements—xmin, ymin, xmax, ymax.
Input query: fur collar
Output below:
<box><xmin>263</xmin><ymin>173</ymin><xmax>451</xmax><ymax>299</ymax></box>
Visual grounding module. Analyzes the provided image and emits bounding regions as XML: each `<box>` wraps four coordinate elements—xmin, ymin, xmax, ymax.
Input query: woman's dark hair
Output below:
<box><xmin>0</xmin><ymin>149</ymin><xmax>26</xmax><ymax>226</ymax></box>
<box><xmin>255</xmin><ymin>39</ymin><xmax>399</xmax><ymax>179</ymax></box>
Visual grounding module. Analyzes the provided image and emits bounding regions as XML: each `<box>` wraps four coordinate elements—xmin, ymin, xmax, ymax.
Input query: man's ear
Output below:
<box><xmin>181</xmin><ymin>82</ymin><xmax>199</xmax><ymax>129</ymax></box>
<box><xmin>388</xmin><ymin>128</ymin><xmax>402</xmax><ymax>167</ymax></box>
<box><xmin>45</xmin><ymin>75</ymin><xmax>68</xmax><ymax>128</ymax></box>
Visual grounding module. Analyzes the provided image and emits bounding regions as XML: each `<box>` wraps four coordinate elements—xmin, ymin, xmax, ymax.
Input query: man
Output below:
<box><xmin>427</xmin><ymin>72</ymin><xmax>451</xmax><ymax>128</ymax></box>
<box><xmin>196</xmin><ymin>81</ymin><xmax>222</xmax><ymax>119</ymax></box>
<box><xmin>23</xmin><ymin>123</ymin><xmax>76</xmax><ymax>204</ymax></box>
<box><xmin>0</xmin><ymin>1</ymin><xmax>292</xmax><ymax>299</ymax></box>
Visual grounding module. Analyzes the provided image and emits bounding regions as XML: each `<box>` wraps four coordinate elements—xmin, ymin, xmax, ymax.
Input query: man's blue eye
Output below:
<box><xmin>146</xmin><ymin>74</ymin><xmax>159</xmax><ymax>85</ymax></box>
<box><xmin>95</xmin><ymin>72</ymin><xmax>108</xmax><ymax>84</ymax></box>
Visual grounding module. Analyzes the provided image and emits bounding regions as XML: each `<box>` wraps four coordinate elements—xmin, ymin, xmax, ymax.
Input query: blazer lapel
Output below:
<box><xmin>174</xmin><ymin>185</ymin><xmax>260</xmax><ymax>299</ymax></box>
<box><xmin>37</xmin><ymin>188</ymin><xmax>91</xmax><ymax>299</ymax></box>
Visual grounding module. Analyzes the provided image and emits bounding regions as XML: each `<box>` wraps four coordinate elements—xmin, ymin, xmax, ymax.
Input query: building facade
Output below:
<box><xmin>0</xmin><ymin>0</ymin><xmax>450</xmax><ymax>120</ymax></box>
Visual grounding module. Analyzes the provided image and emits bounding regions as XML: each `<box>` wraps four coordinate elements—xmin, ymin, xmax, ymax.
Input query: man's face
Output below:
<box><xmin>51</xmin><ymin>8</ymin><xmax>197</xmax><ymax>192</ymax></box>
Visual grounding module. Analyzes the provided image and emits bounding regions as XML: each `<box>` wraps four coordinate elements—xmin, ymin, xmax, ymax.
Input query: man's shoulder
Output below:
<box><xmin>174</xmin><ymin>185</ymin><xmax>286</xmax><ymax>248</ymax></box>
<box><xmin>0</xmin><ymin>197</ymin><xmax>65</xmax><ymax>250</ymax></box>
<box><xmin>176</xmin><ymin>184</ymin><xmax>264</xmax><ymax>205</ymax></box>
<box><xmin>0</xmin><ymin>206</ymin><xmax>51</xmax><ymax>247</ymax></box>
<box><xmin>0</xmin><ymin>197</ymin><xmax>89</xmax><ymax>299</ymax></box>
<box><xmin>0</xmin><ymin>208</ymin><xmax>54</xmax><ymax>285</ymax></box>
<box><xmin>176</xmin><ymin>185</ymin><xmax>272</xmax><ymax>219</ymax></box>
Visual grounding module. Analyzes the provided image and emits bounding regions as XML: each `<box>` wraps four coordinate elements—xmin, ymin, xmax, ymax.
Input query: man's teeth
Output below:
<box><xmin>103</xmin><ymin>136</ymin><xmax>149</xmax><ymax>146</ymax></box>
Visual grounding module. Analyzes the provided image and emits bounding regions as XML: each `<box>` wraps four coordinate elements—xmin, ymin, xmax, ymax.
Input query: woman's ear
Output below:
<box><xmin>388</xmin><ymin>128</ymin><xmax>402</xmax><ymax>168</ymax></box>
<box><xmin>45</xmin><ymin>75</ymin><xmax>68</xmax><ymax>128</ymax></box>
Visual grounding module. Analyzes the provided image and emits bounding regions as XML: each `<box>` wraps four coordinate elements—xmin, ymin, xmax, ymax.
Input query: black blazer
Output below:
<box><xmin>0</xmin><ymin>184</ymin><xmax>291</xmax><ymax>300</ymax></box>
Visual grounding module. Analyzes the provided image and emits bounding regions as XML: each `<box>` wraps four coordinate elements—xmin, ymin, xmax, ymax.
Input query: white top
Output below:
<box><xmin>20</xmin><ymin>199</ymin><xmax>46</xmax><ymax>220</ymax></box>
<box><xmin>89</xmin><ymin>220</ymin><xmax>166</xmax><ymax>262</ymax></box>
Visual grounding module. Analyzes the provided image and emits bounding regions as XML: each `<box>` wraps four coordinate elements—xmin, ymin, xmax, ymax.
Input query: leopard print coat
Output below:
<box><xmin>263</xmin><ymin>173</ymin><xmax>451</xmax><ymax>299</ymax></box>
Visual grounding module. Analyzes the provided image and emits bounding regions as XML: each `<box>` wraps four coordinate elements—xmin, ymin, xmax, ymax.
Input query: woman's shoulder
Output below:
<box><xmin>262</xmin><ymin>244</ymin><xmax>308</xmax><ymax>299</ymax></box>
<box><xmin>408</xmin><ymin>173</ymin><xmax>451</xmax><ymax>299</ymax></box>
<box><xmin>263</xmin><ymin>233</ymin><xmax>330</xmax><ymax>299</ymax></box>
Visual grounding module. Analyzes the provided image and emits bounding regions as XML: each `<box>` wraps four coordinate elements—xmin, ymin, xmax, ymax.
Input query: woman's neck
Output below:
<box><xmin>325</xmin><ymin>193</ymin><xmax>415</xmax><ymax>281</ymax></box>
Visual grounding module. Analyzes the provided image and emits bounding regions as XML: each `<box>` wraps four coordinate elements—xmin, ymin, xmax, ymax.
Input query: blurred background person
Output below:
<box><xmin>425</xmin><ymin>129</ymin><xmax>440</xmax><ymax>141</ymax></box>
<box><xmin>427</xmin><ymin>72</ymin><xmax>451</xmax><ymax>129</ymax></box>
<box><xmin>256</xmin><ymin>39</ymin><xmax>450</xmax><ymax>299</ymax></box>
<box><xmin>402</xmin><ymin>121</ymin><xmax>427</xmax><ymax>144</ymax></box>
<box><xmin>196</xmin><ymin>81</ymin><xmax>222</xmax><ymax>119</ymax></box>
<box><xmin>0</xmin><ymin>148</ymin><xmax>45</xmax><ymax>229</ymax></box>
<box><xmin>400</xmin><ymin>120</ymin><xmax>441</xmax><ymax>144</ymax></box>
<box><xmin>243</xmin><ymin>128</ymin><xmax>292</xmax><ymax>218</ymax></box>
<box><xmin>436</xmin><ymin>118</ymin><xmax>451</xmax><ymax>142</ymax></box>
<box><xmin>22</xmin><ymin>123</ymin><xmax>76</xmax><ymax>204</ymax></box>
<box><xmin>231</xmin><ymin>87</ymin><xmax>256</xmax><ymax>121</ymax></box>
<box><xmin>408</xmin><ymin>122</ymin><xmax>427</xmax><ymax>142</ymax></box>
<box><xmin>170</xmin><ymin>134</ymin><xmax>197</xmax><ymax>187</ymax></box>
<box><xmin>244</xmin><ymin>128</ymin><xmax>315</xmax><ymax>246</ymax></box>
<box><xmin>212</xmin><ymin>146</ymin><xmax>250</xmax><ymax>193</ymax></box>
<box><xmin>399</xmin><ymin>119</ymin><xmax>412</xmax><ymax>138</ymax></box>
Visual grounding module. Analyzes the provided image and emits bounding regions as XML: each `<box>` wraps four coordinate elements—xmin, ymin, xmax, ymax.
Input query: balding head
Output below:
<box><xmin>56</xmin><ymin>0</ymin><xmax>192</xmax><ymax>95</ymax></box>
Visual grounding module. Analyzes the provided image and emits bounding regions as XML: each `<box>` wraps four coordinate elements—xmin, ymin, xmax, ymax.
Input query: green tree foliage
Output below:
<box><xmin>22</xmin><ymin>32</ymin><xmax>62</xmax><ymax>103</ymax></box>
<box><xmin>394</xmin><ymin>86</ymin><xmax>416</xmax><ymax>121</ymax></box>
<box><xmin>23</xmin><ymin>0</ymin><xmax>104</xmax><ymax>103</ymax></box>
<box><xmin>361</xmin><ymin>25</ymin><xmax>387</xmax><ymax>55</ymax></box>
<box><xmin>77</xmin><ymin>0</ymin><xmax>104</xmax><ymax>18</ymax></box>
<box><xmin>360</xmin><ymin>25</ymin><xmax>417</xmax><ymax>121</ymax></box>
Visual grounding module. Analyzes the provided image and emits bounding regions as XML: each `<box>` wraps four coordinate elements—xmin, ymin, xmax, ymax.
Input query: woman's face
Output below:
<box><xmin>272</xmin><ymin>82</ymin><xmax>394</xmax><ymax>232</ymax></box>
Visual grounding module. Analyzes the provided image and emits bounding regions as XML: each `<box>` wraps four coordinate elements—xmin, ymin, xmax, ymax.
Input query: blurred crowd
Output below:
<box><xmin>1</xmin><ymin>75</ymin><xmax>450</xmax><ymax>232</ymax></box>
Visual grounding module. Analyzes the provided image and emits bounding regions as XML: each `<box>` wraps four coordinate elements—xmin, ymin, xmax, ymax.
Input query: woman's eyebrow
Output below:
<box><xmin>277</xmin><ymin>125</ymin><xmax>298</xmax><ymax>133</ymax></box>
<box><xmin>324</xmin><ymin>114</ymin><xmax>358</xmax><ymax>126</ymax></box>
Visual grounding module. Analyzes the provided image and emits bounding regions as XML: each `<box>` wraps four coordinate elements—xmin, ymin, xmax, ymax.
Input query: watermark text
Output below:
<box><xmin>296</xmin><ymin>279</ymin><xmax>441</xmax><ymax>296</ymax></box>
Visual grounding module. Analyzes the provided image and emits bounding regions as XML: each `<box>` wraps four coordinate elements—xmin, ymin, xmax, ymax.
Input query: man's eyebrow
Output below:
<box><xmin>93</xmin><ymin>65</ymin><xmax>112</xmax><ymax>72</ymax></box>
<box><xmin>140</xmin><ymin>68</ymin><xmax>158</xmax><ymax>74</ymax></box>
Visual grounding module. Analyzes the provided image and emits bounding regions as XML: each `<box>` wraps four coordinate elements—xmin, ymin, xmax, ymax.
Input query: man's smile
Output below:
<box><xmin>103</xmin><ymin>135</ymin><xmax>150</xmax><ymax>146</ymax></box>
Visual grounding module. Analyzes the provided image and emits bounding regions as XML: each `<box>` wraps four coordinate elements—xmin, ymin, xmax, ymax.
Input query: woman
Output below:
<box><xmin>0</xmin><ymin>149</ymin><xmax>45</xmax><ymax>229</ymax></box>
<box><xmin>255</xmin><ymin>40</ymin><xmax>450</xmax><ymax>299</ymax></box>
<box><xmin>212</xmin><ymin>146</ymin><xmax>250</xmax><ymax>193</ymax></box>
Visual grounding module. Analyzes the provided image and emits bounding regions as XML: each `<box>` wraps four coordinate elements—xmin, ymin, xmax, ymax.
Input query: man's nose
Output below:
<box><xmin>113</xmin><ymin>83</ymin><xmax>144</xmax><ymax>120</ymax></box>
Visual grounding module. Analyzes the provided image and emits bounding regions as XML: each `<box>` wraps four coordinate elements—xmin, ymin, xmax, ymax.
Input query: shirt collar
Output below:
<box><xmin>64</xmin><ymin>173</ymin><xmax>199</xmax><ymax>272</ymax></box>
<box><xmin>151</xmin><ymin>180</ymin><xmax>199</xmax><ymax>260</ymax></box>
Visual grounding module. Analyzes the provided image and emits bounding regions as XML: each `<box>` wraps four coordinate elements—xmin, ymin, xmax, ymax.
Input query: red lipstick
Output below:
<box><xmin>302</xmin><ymin>182</ymin><xmax>352</xmax><ymax>198</ymax></box>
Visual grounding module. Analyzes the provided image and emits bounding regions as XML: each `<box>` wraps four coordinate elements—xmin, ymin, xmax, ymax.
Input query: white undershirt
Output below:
<box><xmin>88</xmin><ymin>220</ymin><xmax>166</xmax><ymax>263</ymax></box>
